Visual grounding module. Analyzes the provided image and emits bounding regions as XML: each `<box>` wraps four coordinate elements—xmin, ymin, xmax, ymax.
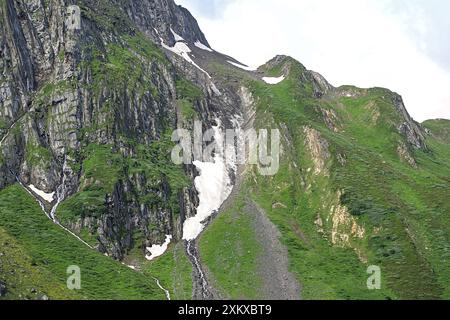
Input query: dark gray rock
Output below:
<box><xmin>0</xmin><ymin>280</ymin><xmax>7</xmax><ymax>297</ymax></box>
<box><xmin>0</xmin><ymin>0</ymin><xmax>243</xmax><ymax>261</ymax></box>
<box><xmin>392</xmin><ymin>94</ymin><xmax>427</xmax><ymax>150</ymax></box>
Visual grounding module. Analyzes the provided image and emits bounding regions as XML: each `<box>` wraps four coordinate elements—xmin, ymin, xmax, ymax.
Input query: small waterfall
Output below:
<box><xmin>50</xmin><ymin>158</ymin><xmax>70</xmax><ymax>220</ymax></box>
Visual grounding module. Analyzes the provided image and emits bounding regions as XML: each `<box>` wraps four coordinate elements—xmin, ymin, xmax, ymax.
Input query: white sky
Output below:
<box><xmin>175</xmin><ymin>0</ymin><xmax>450</xmax><ymax>122</ymax></box>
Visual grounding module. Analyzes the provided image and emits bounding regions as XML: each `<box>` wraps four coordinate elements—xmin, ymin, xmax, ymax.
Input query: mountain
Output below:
<box><xmin>0</xmin><ymin>0</ymin><xmax>449</xmax><ymax>300</ymax></box>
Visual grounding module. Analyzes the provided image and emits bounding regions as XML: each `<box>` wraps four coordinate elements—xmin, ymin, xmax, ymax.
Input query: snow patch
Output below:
<box><xmin>227</xmin><ymin>60</ymin><xmax>256</xmax><ymax>71</ymax></box>
<box><xmin>210</xmin><ymin>82</ymin><xmax>221</xmax><ymax>96</ymax></box>
<box><xmin>161</xmin><ymin>38</ymin><xmax>212</xmax><ymax>79</ymax></box>
<box><xmin>182</xmin><ymin>121</ymin><xmax>234</xmax><ymax>241</ymax></box>
<box><xmin>170</xmin><ymin>28</ymin><xmax>184</xmax><ymax>42</ymax></box>
<box><xmin>195</xmin><ymin>40</ymin><xmax>213</xmax><ymax>52</ymax></box>
<box><xmin>28</xmin><ymin>185</ymin><xmax>55</xmax><ymax>202</ymax></box>
<box><xmin>145</xmin><ymin>235</ymin><xmax>172</xmax><ymax>261</ymax></box>
<box><xmin>263</xmin><ymin>75</ymin><xmax>286</xmax><ymax>84</ymax></box>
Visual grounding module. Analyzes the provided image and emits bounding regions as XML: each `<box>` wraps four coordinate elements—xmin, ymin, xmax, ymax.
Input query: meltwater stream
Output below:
<box><xmin>12</xmin><ymin>170</ymin><xmax>170</xmax><ymax>299</ymax></box>
<box><xmin>186</xmin><ymin>240</ymin><xmax>211</xmax><ymax>299</ymax></box>
<box><xmin>13</xmin><ymin>170</ymin><xmax>94</xmax><ymax>250</ymax></box>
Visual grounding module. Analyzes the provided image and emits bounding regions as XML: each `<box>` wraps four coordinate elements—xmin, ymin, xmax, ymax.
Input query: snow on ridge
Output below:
<box><xmin>28</xmin><ymin>185</ymin><xmax>55</xmax><ymax>202</ymax></box>
<box><xmin>227</xmin><ymin>60</ymin><xmax>256</xmax><ymax>71</ymax></box>
<box><xmin>170</xmin><ymin>28</ymin><xmax>184</xmax><ymax>42</ymax></box>
<box><xmin>160</xmin><ymin>38</ymin><xmax>212</xmax><ymax>79</ymax></box>
<box><xmin>263</xmin><ymin>75</ymin><xmax>286</xmax><ymax>85</ymax></box>
<box><xmin>145</xmin><ymin>235</ymin><xmax>173</xmax><ymax>261</ymax></box>
<box><xmin>182</xmin><ymin>120</ymin><xmax>235</xmax><ymax>241</ymax></box>
<box><xmin>194</xmin><ymin>40</ymin><xmax>213</xmax><ymax>52</ymax></box>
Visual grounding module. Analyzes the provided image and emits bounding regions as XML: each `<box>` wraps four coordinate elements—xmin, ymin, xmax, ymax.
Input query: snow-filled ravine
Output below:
<box><xmin>28</xmin><ymin>185</ymin><xmax>55</xmax><ymax>202</ymax></box>
<box><xmin>145</xmin><ymin>235</ymin><xmax>173</xmax><ymax>261</ymax></box>
<box><xmin>170</xmin><ymin>28</ymin><xmax>184</xmax><ymax>42</ymax></box>
<box><xmin>263</xmin><ymin>75</ymin><xmax>286</xmax><ymax>84</ymax></box>
<box><xmin>182</xmin><ymin>121</ymin><xmax>235</xmax><ymax>241</ymax></box>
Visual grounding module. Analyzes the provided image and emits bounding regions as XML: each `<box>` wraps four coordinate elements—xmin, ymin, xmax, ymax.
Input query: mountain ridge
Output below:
<box><xmin>0</xmin><ymin>0</ymin><xmax>449</xmax><ymax>300</ymax></box>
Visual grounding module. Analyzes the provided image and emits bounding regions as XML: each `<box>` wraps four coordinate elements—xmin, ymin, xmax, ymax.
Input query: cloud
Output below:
<box><xmin>176</xmin><ymin>0</ymin><xmax>450</xmax><ymax>121</ymax></box>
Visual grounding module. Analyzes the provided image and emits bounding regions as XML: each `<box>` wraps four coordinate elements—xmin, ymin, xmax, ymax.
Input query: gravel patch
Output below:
<box><xmin>246</xmin><ymin>200</ymin><xmax>302</xmax><ymax>300</ymax></box>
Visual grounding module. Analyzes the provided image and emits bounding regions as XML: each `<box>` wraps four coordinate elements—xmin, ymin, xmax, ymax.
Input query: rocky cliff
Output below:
<box><xmin>0</xmin><ymin>0</ymin><xmax>242</xmax><ymax>260</ymax></box>
<box><xmin>1</xmin><ymin>0</ymin><xmax>448</xmax><ymax>301</ymax></box>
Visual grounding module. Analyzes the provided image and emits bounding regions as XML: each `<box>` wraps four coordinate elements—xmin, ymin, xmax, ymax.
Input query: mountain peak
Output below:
<box><xmin>123</xmin><ymin>0</ymin><xmax>209</xmax><ymax>46</ymax></box>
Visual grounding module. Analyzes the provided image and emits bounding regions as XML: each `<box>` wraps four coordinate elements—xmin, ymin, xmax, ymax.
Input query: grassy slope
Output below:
<box><xmin>199</xmin><ymin>58</ymin><xmax>450</xmax><ymax>300</ymax></box>
<box><xmin>200</xmin><ymin>194</ymin><xmax>263</xmax><ymax>299</ymax></box>
<box><xmin>423</xmin><ymin>119</ymin><xmax>450</xmax><ymax>146</ymax></box>
<box><xmin>142</xmin><ymin>242</ymin><xmax>193</xmax><ymax>300</ymax></box>
<box><xmin>0</xmin><ymin>185</ymin><xmax>165</xmax><ymax>300</ymax></box>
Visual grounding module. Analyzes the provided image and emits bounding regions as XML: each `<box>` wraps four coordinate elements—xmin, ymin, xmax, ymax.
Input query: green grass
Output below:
<box><xmin>142</xmin><ymin>243</ymin><xmax>193</xmax><ymax>300</ymax></box>
<box><xmin>58</xmin><ymin>144</ymin><xmax>123</xmax><ymax>223</ymax></box>
<box><xmin>178</xmin><ymin>99</ymin><xmax>197</xmax><ymax>120</ymax></box>
<box><xmin>0</xmin><ymin>226</ymin><xmax>82</xmax><ymax>300</ymax></box>
<box><xmin>175</xmin><ymin>78</ymin><xmax>204</xmax><ymax>102</ymax></box>
<box><xmin>199</xmin><ymin>195</ymin><xmax>263</xmax><ymax>299</ymax></box>
<box><xmin>199</xmin><ymin>56</ymin><xmax>450</xmax><ymax>300</ymax></box>
<box><xmin>423</xmin><ymin>119</ymin><xmax>450</xmax><ymax>146</ymax></box>
<box><xmin>0</xmin><ymin>185</ymin><xmax>166</xmax><ymax>300</ymax></box>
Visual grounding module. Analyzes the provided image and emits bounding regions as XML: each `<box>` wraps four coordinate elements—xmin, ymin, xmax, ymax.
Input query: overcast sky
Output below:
<box><xmin>175</xmin><ymin>0</ymin><xmax>450</xmax><ymax>122</ymax></box>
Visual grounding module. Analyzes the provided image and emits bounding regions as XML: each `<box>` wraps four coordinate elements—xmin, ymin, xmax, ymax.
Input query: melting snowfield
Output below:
<box><xmin>195</xmin><ymin>40</ymin><xmax>213</xmax><ymax>52</ymax></box>
<box><xmin>170</xmin><ymin>28</ymin><xmax>184</xmax><ymax>42</ymax></box>
<box><xmin>145</xmin><ymin>235</ymin><xmax>173</xmax><ymax>261</ymax></box>
<box><xmin>182</xmin><ymin>123</ymin><xmax>234</xmax><ymax>241</ymax></box>
<box><xmin>263</xmin><ymin>75</ymin><xmax>286</xmax><ymax>84</ymax></box>
<box><xmin>160</xmin><ymin>38</ymin><xmax>212</xmax><ymax>79</ymax></box>
<box><xmin>28</xmin><ymin>185</ymin><xmax>55</xmax><ymax>202</ymax></box>
<box><xmin>227</xmin><ymin>60</ymin><xmax>256</xmax><ymax>71</ymax></box>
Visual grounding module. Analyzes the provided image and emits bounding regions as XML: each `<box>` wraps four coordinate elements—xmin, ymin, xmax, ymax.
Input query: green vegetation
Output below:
<box><xmin>58</xmin><ymin>136</ymin><xmax>190</xmax><ymax>224</ymax></box>
<box><xmin>200</xmin><ymin>195</ymin><xmax>263</xmax><ymax>299</ymax></box>
<box><xmin>176</xmin><ymin>78</ymin><xmax>204</xmax><ymax>102</ymax></box>
<box><xmin>0</xmin><ymin>185</ymin><xmax>165</xmax><ymax>300</ymax></box>
<box><xmin>35</xmin><ymin>80</ymin><xmax>77</xmax><ymax>103</ymax></box>
<box><xmin>175</xmin><ymin>79</ymin><xmax>203</xmax><ymax>120</ymax></box>
<box><xmin>79</xmin><ymin>1</ymin><xmax>134</xmax><ymax>33</ymax></box>
<box><xmin>58</xmin><ymin>144</ymin><xmax>122</xmax><ymax>222</ymax></box>
<box><xmin>143</xmin><ymin>243</ymin><xmax>193</xmax><ymax>300</ymax></box>
<box><xmin>199</xmin><ymin>56</ymin><xmax>450</xmax><ymax>300</ymax></box>
<box><xmin>77</xmin><ymin>30</ymin><xmax>168</xmax><ymax>107</ymax></box>
<box><xmin>0</xmin><ymin>226</ymin><xmax>81</xmax><ymax>300</ymax></box>
<box><xmin>25</xmin><ymin>141</ymin><xmax>53</xmax><ymax>170</ymax></box>
<box><xmin>423</xmin><ymin>119</ymin><xmax>450</xmax><ymax>145</ymax></box>
<box><xmin>178</xmin><ymin>99</ymin><xmax>197</xmax><ymax>120</ymax></box>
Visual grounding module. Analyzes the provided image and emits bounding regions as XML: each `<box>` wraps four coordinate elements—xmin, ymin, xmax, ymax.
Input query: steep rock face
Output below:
<box><xmin>122</xmin><ymin>0</ymin><xmax>209</xmax><ymax>46</ymax></box>
<box><xmin>0</xmin><ymin>0</ymin><xmax>244</xmax><ymax>260</ymax></box>
<box><xmin>392</xmin><ymin>94</ymin><xmax>427</xmax><ymax>150</ymax></box>
<box><xmin>0</xmin><ymin>0</ymin><xmax>190</xmax><ymax>259</ymax></box>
